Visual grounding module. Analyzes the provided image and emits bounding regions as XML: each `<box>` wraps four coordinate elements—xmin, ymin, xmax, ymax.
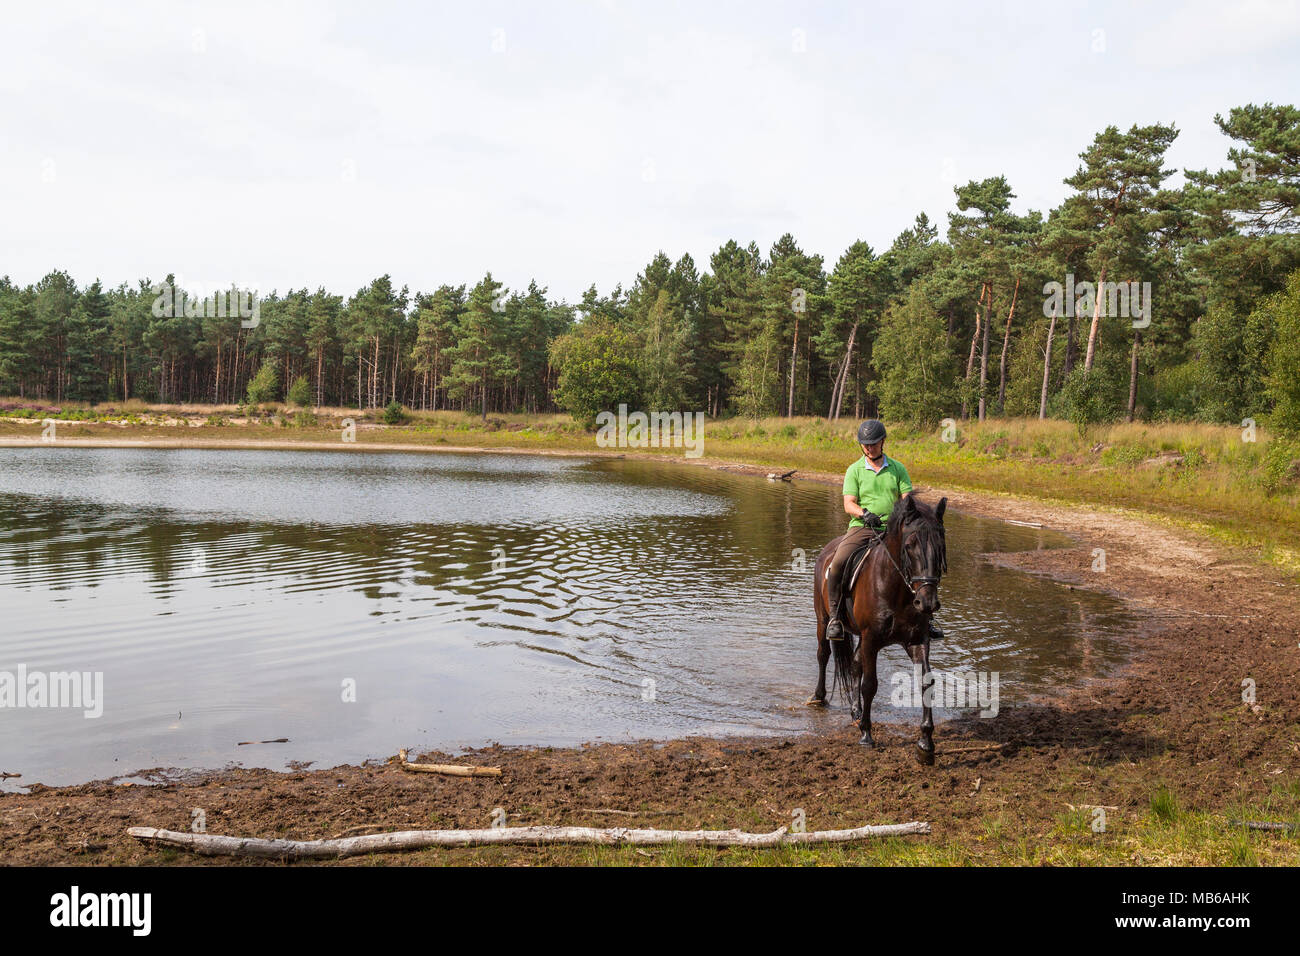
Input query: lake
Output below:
<box><xmin>0</xmin><ymin>447</ymin><xmax>1134</xmax><ymax>788</ymax></box>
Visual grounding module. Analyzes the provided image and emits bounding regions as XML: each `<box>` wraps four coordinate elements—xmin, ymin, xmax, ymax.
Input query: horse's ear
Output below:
<box><xmin>936</xmin><ymin>497</ymin><xmax>947</xmax><ymax>522</ymax></box>
<box><xmin>903</xmin><ymin>493</ymin><xmax>916</xmax><ymax>514</ymax></box>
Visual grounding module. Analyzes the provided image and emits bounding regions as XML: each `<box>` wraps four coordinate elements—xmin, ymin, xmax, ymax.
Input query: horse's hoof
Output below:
<box><xmin>914</xmin><ymin>741</ymin><xmax>935</xmax><ymax>766</ymax></box>
<box><xmin>858</xmin><ymin>734</ymin><xmax>875</xmax><ymax>748</ymax></box>
<box><xmin>804</xmin><ymin>696</ymin><xmax>827</xmax><ymax>708</ymax></box>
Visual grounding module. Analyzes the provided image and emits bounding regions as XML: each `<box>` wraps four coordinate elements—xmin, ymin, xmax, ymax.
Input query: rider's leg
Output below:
<box><xmin>825</xmin><ymin>527</ymin><xmax>870</xmax><ymax>641</ymax></box>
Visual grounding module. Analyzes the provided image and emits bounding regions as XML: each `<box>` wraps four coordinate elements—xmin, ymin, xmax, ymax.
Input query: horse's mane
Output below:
<box><xmin>885</xmin><ymin>493</ymin><xmax>948</xmax><ymax>573</ymax></box>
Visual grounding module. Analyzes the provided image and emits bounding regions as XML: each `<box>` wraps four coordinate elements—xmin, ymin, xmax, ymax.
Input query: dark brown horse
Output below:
<box><xmin>808</xmin><ymin>492</ymin><xmax>948</xmax><ymax>765</ymax></box>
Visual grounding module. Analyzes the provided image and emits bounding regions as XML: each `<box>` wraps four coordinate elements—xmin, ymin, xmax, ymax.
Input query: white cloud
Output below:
<box><xmin>0</xmin><ymin>0</ymin><xmax>1296</xmax><ymax>300</ymax></box>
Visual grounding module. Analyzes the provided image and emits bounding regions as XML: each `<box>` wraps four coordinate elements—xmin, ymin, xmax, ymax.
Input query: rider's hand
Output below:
<box><xmin>860</xmin><ymin>511</ymin><xmax>882</xmax><ymax>529</ymax></box>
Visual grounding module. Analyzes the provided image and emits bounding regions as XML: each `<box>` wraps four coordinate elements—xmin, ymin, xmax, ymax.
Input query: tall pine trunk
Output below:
<box><xmin>978</xmin><ymin>288</ymin><xmax>993</xmax><ymax>422</ymax></box>
<box><xmin>962</xmin><ymin>284</ymin><xmax>987</xmax><ymax>420</ymax></box>
<box><xmin>213</xmin><ymin>336</ymin><xmax>222</xmax><ymax>404</ymax></box>
<box><xmin>1127</xmin><ymin>329</ymin><xmax>1141</xmax><ymax>422</ymax></box>
<box><xmin>829</xmin><ymin>321</ymin><xmax>859</xmax><ymax>421</ymax></box>
<box><xmin>1084</xmin><ymin>263</ymin><xmax>1107</xmax><ymax>372</ymax></box>
<box><xmin>997</xmin><ymin>276</ymin><xmax>1019</xmax><ymax>411</ymax></box>
<box><xmin>1039</xmin><ymin>304</ymin><xmax>1057</xmax><ymax>420</ymax></box>
<box><xmin>1063</xmin><ymin>310</ymin><xmax>1077</xmax><ymax>378</ymax></box>
<box><xmin>786</xmin><ymin>315</ymin><xmax>798</xmax><ymax>418</ymax></box>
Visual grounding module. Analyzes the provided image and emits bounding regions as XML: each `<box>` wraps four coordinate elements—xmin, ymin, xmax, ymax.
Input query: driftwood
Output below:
<box><xmin>942</xmin><ymin>743</ymin><xmax>1005</xmax><ymax>755</ymax></box>
<box><xmin>398</xmin><ymin>749</ymin><xmax>501</xmax><ymax>777</ymax></box>
<box><xmin>766</xmin><ymin>469</ymin><xmax>797</xmax><ymax>481</ymax></box>
<box><xmin>128</xmin><ymin>821</ymin><xmax>931</xmax><ymax>859</ymax></box>
<box><xmin>1230</xmin><ymin>820</ymin><xmax>1299</xmax><ymax>833</ymax></box>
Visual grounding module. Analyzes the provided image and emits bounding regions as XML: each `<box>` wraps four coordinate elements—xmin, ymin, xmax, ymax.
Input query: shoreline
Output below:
<box><xmin>2</xmin><ymin>435</ymin><xmax>1298</xmax><ymax>864</ymax></box>
<box><xmin>0</xmin><ymin>432</ymin><xmax>1269</xmax><ymax>558</ymax></box>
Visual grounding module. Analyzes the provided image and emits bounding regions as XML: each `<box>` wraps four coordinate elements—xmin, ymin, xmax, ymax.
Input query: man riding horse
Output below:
<box><xmin>824</xmin><ymin>419</ymin><xmax>943</xmax><ymax>646</ymax></box>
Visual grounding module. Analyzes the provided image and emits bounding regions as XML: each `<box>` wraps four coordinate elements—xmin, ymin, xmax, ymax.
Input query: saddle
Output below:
<box><xmin>829</xmin><ymin>531</ymin><xmax>883</xmax><ymax>633</ymax></box>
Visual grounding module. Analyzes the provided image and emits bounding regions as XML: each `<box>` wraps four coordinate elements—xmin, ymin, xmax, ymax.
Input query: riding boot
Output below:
<box><xmin>928</xmin><ymin>624</ymin><xmax>944</xmax><ymax>642</ymax></box>
<box><xmin>825</xmin><ymin>617</ymin><xmax>845</xmax><ymax>642</ymax></box>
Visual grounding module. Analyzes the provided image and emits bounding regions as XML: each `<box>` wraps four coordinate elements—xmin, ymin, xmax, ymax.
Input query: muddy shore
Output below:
<box><xmin>2</xmin><ymin>441</ymin><xmax>1298</xmax><ymax>865</ymax></box>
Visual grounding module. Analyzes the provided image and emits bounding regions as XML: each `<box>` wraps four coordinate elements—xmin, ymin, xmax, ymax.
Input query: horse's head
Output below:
<box><xmin>887</xmin><ymin>493</ymin><xmax>948</xmax><ymax>615</ymax></box>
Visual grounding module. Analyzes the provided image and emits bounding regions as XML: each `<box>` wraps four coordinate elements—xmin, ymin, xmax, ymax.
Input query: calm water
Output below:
<box><xmin>0</xmin><ymin>447</ymin><xmax>1134</xmax><ymax>788</ymax></box>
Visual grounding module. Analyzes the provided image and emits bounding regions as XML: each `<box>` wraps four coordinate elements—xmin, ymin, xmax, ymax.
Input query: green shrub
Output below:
<box><xmin>549</xmin><ymin>317</ymin><xmax>641</xmax><ymax>428</ymax></box>
<box><xmin>1151</xmin><ymin>361</ymin><xmax>1201</xmax><ymax>421</ymax></box>
<box><xmin>1059</xmin><ymin>366</ymin><xmax>1119</xmax><ymax>435</ymax></box>
<box><xmin>383</xmin><ymin>400</ymin><xmax>406</xmax><ymax>425</ymax></box>
<box><xmin>1100</xmin><ymin>444</ymin><xmax>1151</xmax><ymax>467</ymax></box>
<box><xmin>287</xmin><ymin>375</ymin><xmax>312</xmax><ymax>407</ymax></box>
<box><xmin>1262</xmin><ymin>438</ymin><xmax>1300</xmax><ymax>494</ymax></box>
<box><xmin>246</xmin><ymin>358</ymin><xmax>280</xmax><ymax>404</ymax></box>
<box><xmin>1265</xmin><ymin>269</ymin><xmax>1300</xmax><ymax>437</ymax></box>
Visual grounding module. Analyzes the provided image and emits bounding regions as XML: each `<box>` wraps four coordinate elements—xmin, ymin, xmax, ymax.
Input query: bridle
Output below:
<box><xmin>877</xmin><ymin>523</ymin><xmax>943</xmax><ymax>597</ymax></box>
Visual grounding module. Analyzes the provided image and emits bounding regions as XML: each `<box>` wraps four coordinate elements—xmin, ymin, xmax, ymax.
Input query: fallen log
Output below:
<box><xmin>942</xmin><ymin>743</ymin><xmax>1005</xmax><ymax>755</ymax></box>
<box><xmin>1229</xmin><ymin>820</ymin><xmax>1299</xmax><ymax>833</ymax></box>
<box><xmin>128</xmin><ymin>821</ymin><xmax>931</xmax><ymax>859</ymax></box>
<box><xmin>397</xmin><ymin>749</ymin><xmax>501</xmax><ymax>777</ymax></box>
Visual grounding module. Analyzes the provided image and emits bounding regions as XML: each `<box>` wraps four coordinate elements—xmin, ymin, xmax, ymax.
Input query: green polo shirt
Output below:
<box><xmin>843</xmin><ymin>454</ymin><xmax>912</xmax><ymax>528</ymax></box>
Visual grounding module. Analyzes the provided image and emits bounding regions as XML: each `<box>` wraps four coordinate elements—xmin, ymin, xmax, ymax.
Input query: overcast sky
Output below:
<box><xmin>2</xmin><ymin>0</ymin><xmax>1297</xmax><ymax>303</ymax></box>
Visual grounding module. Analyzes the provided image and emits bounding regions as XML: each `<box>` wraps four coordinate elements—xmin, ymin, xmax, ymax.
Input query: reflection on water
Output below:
<box><xmin>0</xmin><ymin>447</ymin><xmax>1134</xmax><ymax>787</ymax></box>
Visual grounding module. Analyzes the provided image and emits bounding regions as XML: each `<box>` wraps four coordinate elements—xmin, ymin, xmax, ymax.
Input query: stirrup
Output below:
<box><xmin>825</xmin><ymin>619</ymin><xmax>846</xmax><ymax>642</ymax></box>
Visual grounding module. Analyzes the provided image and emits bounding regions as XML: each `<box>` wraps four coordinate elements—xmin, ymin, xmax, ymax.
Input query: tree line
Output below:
<box><xmin>1</xmin><ymin>103</ymin><xmax>1297</xmax><ymax>433</ymax></box>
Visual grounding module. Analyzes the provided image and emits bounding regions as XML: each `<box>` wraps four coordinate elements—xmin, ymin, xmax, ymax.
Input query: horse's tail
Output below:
<box><xmin>830</xmin><ymin>625</ymin><xmax>857</xmax><ymax>704</ymax></box>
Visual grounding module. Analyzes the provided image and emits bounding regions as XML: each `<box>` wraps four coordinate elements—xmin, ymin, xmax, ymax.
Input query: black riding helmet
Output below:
<box><xmin>856</xmin><ymin>419</ymin><xmax>887</xmax><ymax>445</ymax></box>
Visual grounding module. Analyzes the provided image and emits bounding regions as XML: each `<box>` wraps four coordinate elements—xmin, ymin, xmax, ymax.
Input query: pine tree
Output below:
<box><xmin>411</xmin><ymin>285</ymin><xmax>464</xmax><ymax>411</ymax></box>
<box><xmin>445</xmin><ymin>273</ymin><xmax>513</xmax><ymax>420</ymax></box>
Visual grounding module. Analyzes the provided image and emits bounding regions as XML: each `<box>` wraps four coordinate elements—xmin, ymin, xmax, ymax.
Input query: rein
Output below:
<box><xmin>875</xmin><ymin>525</ymin><xmax>941</xmax><ymax>596</ymax></box>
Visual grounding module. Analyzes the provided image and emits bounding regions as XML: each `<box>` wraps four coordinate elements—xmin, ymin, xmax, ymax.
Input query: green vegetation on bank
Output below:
<box><xmin>4</xmin><ymin>408</ymin><xmax>1297</xmax><ymax>570</ymax></box>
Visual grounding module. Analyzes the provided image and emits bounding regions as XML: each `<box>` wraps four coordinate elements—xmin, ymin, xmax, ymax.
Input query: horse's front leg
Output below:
<box><xmin>858</xmin><ymin>644</ymin><xmax>879</xmax><ymax>748</ymax></box>
<box><xmin>807</xmin><ymin>619</ymin><xmax>830</xmax><ymax>707</ymax></box>
<box><xmin>907</xmin><ymin>635</ymin><xmax>935</xmax><ymax>765</ymax></box>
